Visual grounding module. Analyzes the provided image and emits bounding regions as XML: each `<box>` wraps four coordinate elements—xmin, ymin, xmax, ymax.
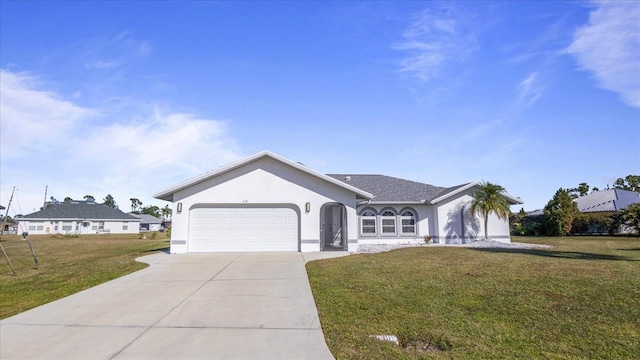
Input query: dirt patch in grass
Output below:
<box><xmin>398</xmin><ymin>332</ymin><xmax>452</xmax><ymax>354</ymax></box>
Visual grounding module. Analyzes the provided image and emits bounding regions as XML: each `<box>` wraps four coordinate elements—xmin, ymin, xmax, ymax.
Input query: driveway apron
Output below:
<box><xmin>0</xmin><ymin>252</ymin><xmax>343</xmax><ymax>359</ymax></box>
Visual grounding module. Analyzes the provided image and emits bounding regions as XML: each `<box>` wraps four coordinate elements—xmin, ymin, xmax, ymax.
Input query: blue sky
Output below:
<box><xmin>1</xmin><ymin>1</ymin><xmax>639</xmax><ymax>215</ymax></box>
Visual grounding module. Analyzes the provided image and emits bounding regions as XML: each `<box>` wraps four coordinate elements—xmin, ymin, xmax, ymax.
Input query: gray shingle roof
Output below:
<box><xmin>131</xmin><ymin>214</ymin><xmax>163</xmax><ymax>224</ymax></box>
<box><xmin>327</xmin><ymin>174</ymin><xmax>465</xmax><ymax>203</ymax></box>
<box><xmin>574</xmin><ymin>189</ymin><xmax>640</xmax><ymax>212</ymax></box>
<box><xmin>20</xmin><ymin>201</ymin><xmax>140</xmax><ymax>221</ymax></box>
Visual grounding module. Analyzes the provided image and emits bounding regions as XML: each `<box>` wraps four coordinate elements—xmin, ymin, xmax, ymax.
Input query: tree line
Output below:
<box><xmin>511</xmin><ymin>175</ymin><xmax>640</xmax><ymax>236</ymax></box>
<box><xmin>45</xmin><ymin>194</ymin><xmax>171</xmax><ymax>219</ymax></box>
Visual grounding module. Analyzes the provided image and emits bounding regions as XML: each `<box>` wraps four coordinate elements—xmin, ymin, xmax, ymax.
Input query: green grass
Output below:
<box><xmin>307</xmin><ymin>237</ymin><xmax>640</xmax><ymax>359</ymax></box>
<box><xmin>0</xmin><ymin>234</ymin><xmax>169</xmax><ymax>319</ymax></box>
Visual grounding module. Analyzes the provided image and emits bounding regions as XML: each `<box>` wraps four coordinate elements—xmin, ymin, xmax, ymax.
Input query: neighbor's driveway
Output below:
<box><xmin>0</xmin><ymin>252</ymin><xmax>347</xmax><ymax>359</ymax></box>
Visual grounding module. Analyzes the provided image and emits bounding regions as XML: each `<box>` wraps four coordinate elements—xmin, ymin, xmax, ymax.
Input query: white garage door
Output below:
<box><xmin>188</xmin><ymin>207</ymin><xmax>299</xmax><ymax>252</ymax></box>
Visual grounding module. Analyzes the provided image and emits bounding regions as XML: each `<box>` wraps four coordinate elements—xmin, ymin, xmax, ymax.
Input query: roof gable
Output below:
<box><xmin>430</xmin><ymin>182</ymin><xmax>523</xmax><ymax>205</ymax></box>
<box><xmin>153</xmin><ymin>151</ymin><xmax>374</xmax><ymax>201</ymax></box>
<box><xmin>20</xmin><ymin>201</ymin><xmax>140</xmax><ymax>221</ymax></box>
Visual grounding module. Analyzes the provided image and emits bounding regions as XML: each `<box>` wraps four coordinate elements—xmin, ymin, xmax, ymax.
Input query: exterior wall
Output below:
<box><xmin>168</xmin><ymin>157</ymin><xmax>360</xmax><ymax>254</ymax></box>
<box><xmin>17</xmin><ymin>219</ymin><xmax>140</xmax><ymax>235</ymax></box>
<box><xmin>141</xmin><ymin>223</ymin><xmax>162</xmax><ymax>232</ymax></box>
<box><xmin>433</xmin><ymin>189</ymin><xmax>511</xmax><ymax>244</ymax></box>
<box><xmin>355</xmin><ymin>204</ymin><xmax>436</xmax><ymax>245</ymax></box>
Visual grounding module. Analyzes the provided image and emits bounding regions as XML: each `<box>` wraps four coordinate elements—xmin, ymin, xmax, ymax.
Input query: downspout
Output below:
<box><xmin>460</xmin><ymin>206</ymin><xmax>465</xmax><ymax>241</ymax></box>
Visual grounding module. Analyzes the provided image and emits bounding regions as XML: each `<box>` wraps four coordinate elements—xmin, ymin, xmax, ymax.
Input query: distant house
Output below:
<box><xmin>1</xmin><ymin>204</ymin><xmax>18</xmax><ymax>234</ymax></box>
<box><xmin>131</xmin><ymin>214</ymin><xmax>162</xmax><ymax>232</ymax></box>
<box><xmin>16</xmin><ymin>200</ymin><xmax>141</xmax><ymax>235</ymax></box>
<box><xmin>527</xmin><ymin>189</ymin><xmax>640</xmax><ymax>216</ymax></box>
<box><xmin>574</xmin><ymin>189</ymin><xmax>640</xmax><ymax>213</ymax></box>
<box><xmin>575</xmin><ymin>189</ymin><xmax>640</xmax><ymax>234</ymax></box>
<box><xmin>525</xmin><ymin>189</ymin><xmax>640</xmax><ymax>235</ymax></box>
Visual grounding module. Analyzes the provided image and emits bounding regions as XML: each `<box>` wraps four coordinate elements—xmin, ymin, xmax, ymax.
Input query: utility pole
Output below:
<box><xmin>43</xmin><ymin>185</ymin><xmax>48</xmax><ymax>209</ymax></box>
<box><xmin>0</xmin><ymin>186</ymin><xmax>17</xmax><ymax>275</ymax></box>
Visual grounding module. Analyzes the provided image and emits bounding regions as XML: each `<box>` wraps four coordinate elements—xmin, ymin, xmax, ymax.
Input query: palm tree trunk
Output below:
<box><xmin>484</xmin><ymin>212</ymin><xmax>489</xmax><ymax>240</ymax></box>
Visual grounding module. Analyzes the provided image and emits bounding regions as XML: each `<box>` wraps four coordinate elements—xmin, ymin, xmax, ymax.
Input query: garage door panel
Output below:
<box><xmin>188</xmin><ymin>207</ymin><xmax>298</xmax><ymax>252</ymax></box>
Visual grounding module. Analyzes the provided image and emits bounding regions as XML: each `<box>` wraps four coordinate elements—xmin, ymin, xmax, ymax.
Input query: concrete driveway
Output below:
<box><xmin>0</xmin><ymin>251</ymin><xmax>348</xmax><ymax>359</ymax></box>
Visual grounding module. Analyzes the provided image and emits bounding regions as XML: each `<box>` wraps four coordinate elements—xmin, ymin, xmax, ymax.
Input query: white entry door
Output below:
<box><xmin>188</xmin><ymin>207</ymin><xmax>298</xmax><ymax>252</ymax></box>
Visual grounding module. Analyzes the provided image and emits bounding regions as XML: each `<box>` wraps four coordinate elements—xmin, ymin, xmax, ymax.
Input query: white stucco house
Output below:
<box><xmin>16</xmin><ymin>200</ymin><xmax>141</xmax><ymax>235</ymax></box>
<box><xmin>131</xmin><ymin>214</ymin><xmax>163</xmax><ymax>232</ymax></box>
<box><xmin>153</xmin><ymin>151</ymin><xmax>522</xmax><ymax>253</ymax></box>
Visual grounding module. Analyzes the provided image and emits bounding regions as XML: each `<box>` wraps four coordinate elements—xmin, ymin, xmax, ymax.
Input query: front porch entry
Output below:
<box><xmin>320</xmin><ymin>203</ymin><xmax>347</xmax><ymax>251</ymax></box>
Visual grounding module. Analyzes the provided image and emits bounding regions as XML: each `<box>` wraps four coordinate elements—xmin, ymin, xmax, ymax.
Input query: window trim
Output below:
<box><xmin>359</xmin><ymin>208</ymin><xmax>378</xmax><ymax>236</ymax></box>
<box><xmin>399</xmin><ymin>208</ymin><xmax>417</xmax><ymax>235</ymax></box>
<box><xmin>380</xmin><ymin>208</ymin><xmax>397</xmax><ymax>236</ymax></box>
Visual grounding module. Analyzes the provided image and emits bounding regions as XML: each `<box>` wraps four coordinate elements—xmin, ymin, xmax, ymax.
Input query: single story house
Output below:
<box><xmin>153</xmin><ymin>151</ymin><xmax>522</xmax><ymax>253</ymax></box>
<box><xmin>574</xmin><ymin>188</ymin><xmax>640</xmax><ymax>213</ymax></box>
<box><xmin>16</xmin><ymin>200</ymin><xmax>141</xmax><ymax>235</ymax></box>
<box><xmin>131</xmin><ymin>214</ymin><xmax>163</xmax><ymax>232</ymax></box>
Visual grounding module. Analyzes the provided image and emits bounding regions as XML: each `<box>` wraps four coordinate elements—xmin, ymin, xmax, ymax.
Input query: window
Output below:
<box><xmin>82</xmin><ymin>221</ymin><xmax>90</xmax><ymax>227</ymax></box>
<box><xmin>62</xmin><ymin>222</ymin><xmax>72</xmax><ymax>231</ymax></box>
<box><xmin>360</xmin><ymin>209</ymin><xmax>377</xmax><ymax>235</ymax></box>
<box><xmin>122</xmin><ymin>222</ymin><xmax>128</xmax><ymax>231</ymax></box>
<box><xmin>381</xmin><ymin>210</ymin><xmax>396</xmax><ymax>235</ymax></box>
<box><xmin>29</xmin><ymin>222</ymin><xmax>44</xmax><ymax>231</ymax></box>
<box><xmin>401</xmin><ymin>210</ymin><xmax>416</xmax><ymax>235</ymax></box>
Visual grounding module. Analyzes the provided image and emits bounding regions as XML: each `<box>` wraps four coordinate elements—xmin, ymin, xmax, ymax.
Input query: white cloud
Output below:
<box><xmin>0</xmin><ymin>70</ymin><xmax>97</xmax><ymax>158</ymax></box>
<box><xmin>0</xmin><ymin>68</ymin><xmax>240</xmax><ymax>213</ymax></box>
<box><xmin>394</xmin><ymin>5</ymin><xmax>477</xmax><ymax>82</ymax></box>
<box><xmin>85</xmin><ymin>60</ymin><xmax>121</xmax><ymax>70</ymax></box>
<box><xmin>516</xmin><ymin>72</ymin><xmax>542</xmax><ymax>108</ymax></box>
<box><xmin>567</xmin><ymin>1</ymin><xmax>640</xmax><ymax>108</ymax></box>
<box><xmin>83</xmin><ymin>29</ymin><xmax>152</xmax><ymax>71</ymax></box>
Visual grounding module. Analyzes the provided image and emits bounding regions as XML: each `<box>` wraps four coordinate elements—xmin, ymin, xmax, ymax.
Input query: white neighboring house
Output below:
<box><xmin>574</xmin><ymin>188</ymin><xmax>640</xmax><ymax>234</ymax></box>
<box><xmin>16</xmin><ymin>200</ymin><xmax>141</xmax><ymax>235</ymax></box>
<box><xmin>153</xmin><ymin>151</ymin><xmax>522</xmax><ymax>254</ymax></box>
<box><xmin>574</xmin><ymin>189</ymin><xmax>640</xmax><ymax>213</ymax></box>
<box><xmin>131</xmin><ymin>214</ymin><xmax>163</xmax><ymax>232</ymax></box>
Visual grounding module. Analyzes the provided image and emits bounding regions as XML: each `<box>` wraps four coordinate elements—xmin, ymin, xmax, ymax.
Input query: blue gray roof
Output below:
<box><xmin>131</xmin><ymin>214</ymin><xmax>163</xmax><ymax>224</ymax></box>
<box><xmin>19</xmin><ymin>200</ymin><xmax>140</xmax><ymax>221</ymax></box>
<box><xmin>574</xmin><ymin>189</ymin><xmax>640</xmax><ymax>212</ymax></box>
<box><xmin>327</xmin><ymin>174</ymin><xmax>469</xmax><ymax>203</ymax></box>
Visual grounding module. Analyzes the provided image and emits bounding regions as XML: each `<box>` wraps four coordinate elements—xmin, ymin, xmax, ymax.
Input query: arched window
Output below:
<box><xmin>360</xmin><ymin>209</ymin><xmax>377</xmax><ymax>235</ymax></box>
<box><xmin>381</xmin><ymin>209</ymin><xmax>397</xmax><ymax>235</ymax></box>
<box><xmin>400</xmin><ymin>209</ymin><xmax>416</xmax><ymax>235</ymax></box>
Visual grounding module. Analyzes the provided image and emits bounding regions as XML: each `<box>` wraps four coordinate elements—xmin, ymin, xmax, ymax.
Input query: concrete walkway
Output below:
<box><xmin>0</xmin><ymin>251</ymin><xmax>349</xmax><ymax>359</ymax></box>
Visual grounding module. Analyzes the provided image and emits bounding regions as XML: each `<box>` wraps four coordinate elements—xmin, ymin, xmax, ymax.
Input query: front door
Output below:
<box><xmin>320</xmin><ymin>203</ymin><xmax>347</xmax><ymax>251</ymax></box>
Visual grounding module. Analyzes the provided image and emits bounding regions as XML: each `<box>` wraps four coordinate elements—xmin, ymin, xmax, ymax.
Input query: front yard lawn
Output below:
<box><xmin>0</xmin><ymin>234</ymin><xmax>168</xmax><ymax>319</ymax></box>
<box><xmin>307</xmin><ymin>237</ymin><xmax>640</xmax><ymax>359</ymax></box>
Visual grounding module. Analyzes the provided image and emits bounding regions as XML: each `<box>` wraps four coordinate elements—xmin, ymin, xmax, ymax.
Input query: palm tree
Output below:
<box><xmin>470</xmin><ymin>182</ymin><xmax>511</xmax><ymax>240</ymax></box>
